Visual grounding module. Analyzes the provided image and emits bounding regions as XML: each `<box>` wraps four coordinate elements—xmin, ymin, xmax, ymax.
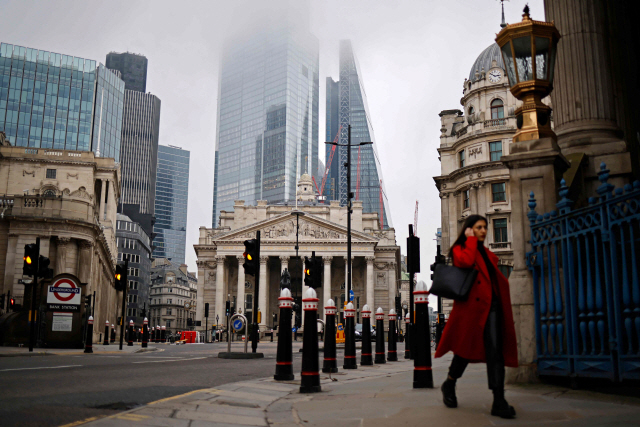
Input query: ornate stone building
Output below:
<box><xmin>194</xmin><ymin>174</ymin><xmax>400</xmax><ymax>332</ymax></box>
<box><xmin>0</xmin><ymin>132</ymin><xmax>122</xmax><ymax>346</ymax></box>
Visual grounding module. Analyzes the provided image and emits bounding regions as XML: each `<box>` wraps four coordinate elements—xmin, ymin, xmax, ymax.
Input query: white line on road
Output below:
<box><xmin>132</xmin><ymin>357</ymin><xmax>207</xmax><ymax>364</ymax></box>
<box><xmin>0</xmin><ymin>364</ymin><xmax>82</xmax><ymax>372</ymax></box>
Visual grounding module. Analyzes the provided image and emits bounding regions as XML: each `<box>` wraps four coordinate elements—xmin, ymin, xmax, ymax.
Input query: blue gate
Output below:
<box><xmin>527</xmin><ymin>163</ymin><xmax>640</xmax><ymax>381</ymax></box>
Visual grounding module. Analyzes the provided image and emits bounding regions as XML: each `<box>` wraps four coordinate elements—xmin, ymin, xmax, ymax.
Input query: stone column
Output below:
<box><xmin>214</xmin><ymin>255</ymin><xmax>225</xmax><ymax>325</ymax></box>
<box><xmin>365</xmin><ymin>256</ymin><xmax>375</xmax><ymax>308</ymax></box>
<box><xmin>99</xmin><ymin>179</ymin><xmax>106</xmax><ymax>221</ymax></box>
<box><xmin>77</xmin><ymin>241</ymin><xmax>93</xmax><ymax>284</ymax></box>
<box><xmin>323</xmin><ymin>257</ymin><xmax>333</xmax><ymax>322</ymax></box>
<box><xmin>55</xmin><ymin>237</ymin><xmax>71</xmax><ymax>275</ymax></box>
<box><xmin>237</xmin><ymin>256</ymin><xmax>245</xmax><ymax>316</ymax></box>
<box><xmin>258</xmin><ymin>256</ymin><xmax>268</xmax><ymax>329</ymax></box>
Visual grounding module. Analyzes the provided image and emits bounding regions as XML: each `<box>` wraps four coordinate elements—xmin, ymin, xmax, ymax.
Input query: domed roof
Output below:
<box><xmin>468</xmin><ymin>43</ymin><xmax>504</xmax><ymax>81</ymax></box>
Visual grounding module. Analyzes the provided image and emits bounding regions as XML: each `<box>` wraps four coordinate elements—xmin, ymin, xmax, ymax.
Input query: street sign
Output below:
<box><xmin>233</xmin><ymin>319</ymin><xmax>243</xmax><ymax>331</ymax></box>
<box><xmin>46</xmin><ymin>276</ymin><xmax>81</xmax><ymax>312</ymax></box>
<box><xmin>349</xmin><ymin>289</ymin><xmax>354</xmax><ymax>301</ymax></box>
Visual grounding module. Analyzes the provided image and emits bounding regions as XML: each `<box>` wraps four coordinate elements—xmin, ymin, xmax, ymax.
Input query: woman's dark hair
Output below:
<box><xmin>448</xmin><ymin>214</ymin><xmax>488</xmax><ymax>258</ymax></box>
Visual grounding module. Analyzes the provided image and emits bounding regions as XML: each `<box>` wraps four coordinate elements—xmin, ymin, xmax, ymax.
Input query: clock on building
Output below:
<box><xmin>488</xmin><ymin>69</ymin><xmax>502</xmax><ymax>83</ymax></box>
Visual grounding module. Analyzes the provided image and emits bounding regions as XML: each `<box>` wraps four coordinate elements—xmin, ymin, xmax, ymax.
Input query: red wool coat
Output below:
<box><xmin>434</xmin><ymin>236</ymin><xmax>518</xmax><ymax>367</ymax></box>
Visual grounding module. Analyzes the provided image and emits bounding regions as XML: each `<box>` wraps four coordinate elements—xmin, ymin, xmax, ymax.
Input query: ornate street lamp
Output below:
<box><xmin>496</xmin><ymin>5</ymin><xmax>561</xmax><ymax>143</ymax></box>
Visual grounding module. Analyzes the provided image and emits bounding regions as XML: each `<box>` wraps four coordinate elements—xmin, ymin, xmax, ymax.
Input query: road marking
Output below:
<box><xmin>132</xmin><ymin>357</ymin><xmax>207</xmax><ymax>364</ymax></box>
<box><xmin>0</xmin><ymin>364</ymin><xmax>82</xmax><ymax>372</ymax></box>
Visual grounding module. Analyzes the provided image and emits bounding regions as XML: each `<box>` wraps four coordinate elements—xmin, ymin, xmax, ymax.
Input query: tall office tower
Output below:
<box><xmin>153</xmin><ymin>145</ymin><xmax>190</xmax><ymax>264</ymax></box>
<box><xmin>325</xmin><ymin>40</ymin><xmax>392</xmax><ymax>228</ymax></box>
<box><xmin>211</xmin><ymin>3</ymin><xmax>319</xmax><ymax>226</ymax></box>
<box><xmin>0</xmin><ymin>43</ymin><xmax>124</xmax><ymax>161</ymax></box>
<box><xmin>105</xmin><ymin>52</ymin><xmax>148</xmax><ymax>93</ymax></box>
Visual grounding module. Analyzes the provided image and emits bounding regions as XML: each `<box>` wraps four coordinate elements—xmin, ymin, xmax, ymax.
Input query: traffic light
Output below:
<box><xmin>115</xmin><ymin>264</ymin><xmax>126</xmax><ymax>291</ymax></box>
<box><xmin>23</xmin><ymin>243</ymin><xmax>39</xmax><ymax>276</ymax></box>
<box><xmin>242</xmin><ymin>239</ymin><xmax>258</xmax><ymax>276</ymax></box>
<box><xmin>225</xmin><ymin>300</ymin><xmax>230</xmax><ymax>317</ymax></box>
<box><xmin>204</xmin><ymin>302</ymin><xmax>209</xmax><ymax>318</ymax></box>
<box><xmin>38</xmin><ymin>255</ymin><xmax>53</xmax><ymax>279</ymax></box>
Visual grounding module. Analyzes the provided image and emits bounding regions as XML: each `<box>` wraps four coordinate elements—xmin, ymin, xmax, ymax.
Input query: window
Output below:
<box><xmin>494</xmin><ymin>218</ymin><xmax>508</xmax><ymax>242</ymax></box>
<box><xmin>463</xmin><ymin>189</ymin><xmax>470</xmax><ymax>209</ymax></box>
<box><xmin>492</xmin><ymin>183</ymin><xmax>506</xmax><ymax>203</ymax></box>
<box><xmin>489</xmin><ymin>141</ymin><xmax>502</xmax><ymax>161</ymax></box>
<box><xmin>491</xmin><ymin>99</ymin><xmax>504</xmax><ymax>119</ymax></box>
<box><xmin>459</xmin><ymin>150</ymin><xmax>466</xmax><ymax>168</ymax></box>
<box><xmin>46</xmin><ymin>169</ymin><xmax>56</xmax><ymax>179</ymax></box>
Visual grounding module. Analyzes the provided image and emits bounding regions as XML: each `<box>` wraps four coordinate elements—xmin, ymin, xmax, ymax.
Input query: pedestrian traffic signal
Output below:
<box><xmin>114</xmin><ymin>264</ymin><xmax>126</xmax><ymax>291</ymax></box>
<box><xmin>22</xmin><ymin>243</ymin><xmax>39</xmax><ymax>276</ymax></box>
<box><xmin>243</xmin><ymin>239</ymin><xmax>259</xmax><ymax>276</ymax></box>
<box><xmin>38</xmin><ymin>255</ymin><xmax>53</xmax><ymax>279</ymax></box>
<box><xmin>204</xmin><ymin>302</ymin><xmax>209</xmax><ymax>318</ymax></box>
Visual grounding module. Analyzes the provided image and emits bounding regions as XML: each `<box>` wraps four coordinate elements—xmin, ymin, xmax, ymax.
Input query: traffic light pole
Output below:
<box><xmin>119</xmin><ymin>259</ymin><xmax>128</xmax><ymax>351</ymax></box>
<box><xmin>251</xmin><ymin>230</ymin><xmax>261</xmax><ymax>353</ymax></box>
<box><xmin>28</xmin><ymin>237</ymin><xmax>40</xmax><ymax>353</ymax></box>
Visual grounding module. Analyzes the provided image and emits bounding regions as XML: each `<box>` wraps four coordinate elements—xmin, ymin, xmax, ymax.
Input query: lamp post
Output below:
<box><xmin>496</xmin><ymin>5</ymin><xmax>561</xmax><ymax>143</ymax></box>
<box><xmin>326</xmin><ymin>125</ymin><xmax>372</xmax><ymax>363</ymax></box>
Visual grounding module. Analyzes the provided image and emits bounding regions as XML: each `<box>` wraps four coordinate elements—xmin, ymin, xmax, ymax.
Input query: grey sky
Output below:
<box><xmin>1</xmin><ymin>0</ymin><xmax>544</xmax><ymax>284</ymax></box>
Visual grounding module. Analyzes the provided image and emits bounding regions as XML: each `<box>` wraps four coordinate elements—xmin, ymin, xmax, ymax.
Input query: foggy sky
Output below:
<box><xmin>1</xmin><ymin>0</ymin><xmax>544</xmax><ymax>285</ymax></box>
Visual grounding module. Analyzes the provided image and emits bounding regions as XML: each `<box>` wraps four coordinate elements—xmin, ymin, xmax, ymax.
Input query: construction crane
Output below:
<box><xmin>414</xmin><ymin>200</ymin><xmax>419</xmax><ymax>236</ymax></box>
<box><xmin>312</xmin><ymin>125</ymin><xmax>342</xmax><ymax>199</ymax></box>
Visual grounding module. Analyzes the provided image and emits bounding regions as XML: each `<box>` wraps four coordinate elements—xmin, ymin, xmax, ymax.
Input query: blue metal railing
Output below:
<box><xmin>527</xmin><ymin>163</ymin><xmax>640</xmax><ymax>381</ymax></box>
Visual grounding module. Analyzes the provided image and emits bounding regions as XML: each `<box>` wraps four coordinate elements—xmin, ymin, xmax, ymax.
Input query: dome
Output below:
<box><xmin>468</xmin><ymin>43</ymin><xmax>504</xmax><ymax>81</ymax></box>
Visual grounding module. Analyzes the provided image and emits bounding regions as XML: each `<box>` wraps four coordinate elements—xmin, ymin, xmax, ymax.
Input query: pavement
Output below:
<box><xmin>76</xmin><ymin>352</ymin><xmax>640</xmax><ymax>427</ymax></box>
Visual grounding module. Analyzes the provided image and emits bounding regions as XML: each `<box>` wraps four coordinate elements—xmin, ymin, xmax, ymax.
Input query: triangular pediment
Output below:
<box><xmin>212</xmin><ymin>212</ymin><xmax>378</xmax><ymax>243</ymax></box>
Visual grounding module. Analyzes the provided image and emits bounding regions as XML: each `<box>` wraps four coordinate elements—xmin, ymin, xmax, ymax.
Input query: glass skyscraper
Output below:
<box><xmin>153</xmin><ymin>145</ymin><xmax>190</xmax><ymax>264</ymax></box>
<box><xmin>0</xmin><ymin>43</ymin><xmax>124</xmax><ymax>161</ymax></box>
<box><xmin>325</xmin><ymin>40</ymin><xmax>392</xmax><ymax>228</ymax></box>
<box><xmin>212</xmin><ymin>17</ymin><xmax>319</xmax><ymax>226</ymax></box>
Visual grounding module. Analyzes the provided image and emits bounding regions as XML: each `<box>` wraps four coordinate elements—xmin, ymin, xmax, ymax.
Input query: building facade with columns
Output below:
<box><xmin>194</xmin><ymin>174</ymin><xmax>400</xmax><ymax>332</ymax></box>
<box><xmin>0</xmin><ymin>133</ymin><xmax>122</xmax><ymax>346</ymax></box>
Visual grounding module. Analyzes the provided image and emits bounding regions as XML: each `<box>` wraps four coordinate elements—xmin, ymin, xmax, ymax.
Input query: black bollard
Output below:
<box><xmin>413</xmin><ymin>281</ymin><xmax>434</xmax><ymax>388</ymax></box>
<box><xmin>103</xmin><ymin>320</ymin><xmax>110</xmax><ymax>345</ymax></box>
<box><xmin>388</xmin><ymin>309</ymin><xmax>398</xmax><ymax>361</ymax></box>
<box><xmin>275</xmin><ymin>288</ymin><xmax>294</xmax><ymax>381</ymax></box>
<box><xmin>110</xmin><ymin>323</ymin><xmax>116</xmax><ymax>343</ymax></box>
<box><xmin>343</xmin><ymin>302</ymin><xmax>357</xmax><ymax>369</ymax></box>
<box><xmin>374</xmin><ymin>307</ymin><xmax>386</xmax><ymax>364</ymax></box>
<box><xmin>405</xmin><ymin>313</ymin><xmax>411</xmax><ymax>359</ymax></box>
<box><xmin>300</xmin><ymin>288</ymin><xmax>321</xmax><ymax>393</ymax></box>
<box><xmin>322</xmin><ymin>299</ymin><xmax>338</xmax><ymax>373</ymax></box>
<box><xmin>128</xmin><ymin>320</ymin><xmax>134</xmax><ymax>347</ymax></box>
<box><xmin>84</xmin><ymin>316</ymin><xmax>94</xmax><ymax>353</ymax></box>
<box><xmin>360</xmin><ymin>305</ymin><xmax>373</xmax><ymax>366</ymax></box>
<box><xmin>142</xmin><ymin>318</ymin><xmax>149</xmax><ymax>348</ymax></box>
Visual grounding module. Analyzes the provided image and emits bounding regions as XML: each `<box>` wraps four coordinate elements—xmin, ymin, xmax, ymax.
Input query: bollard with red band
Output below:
<box><xmin>110</xmin><ymin>322</ymin><xmax>116</xmax><ymax>343</ymax></box>
<box><xmin>413</xmin><ymin>281</ymin><xmax>434</xmax><ymax>388</ymax></box>
<box><xmin>161</xmin><ymin>325</ymin><xmax>166</xmax><ymax>343</ymax></box>
<box><xmin>128</xmin><ymin>320</ymin><xmax>134</xmax><ymax>347</ymax></box>
<box><xmin>142</xmin><ymin>317</ymin><xmax>149</xmax><ymax>348</ymax></box>
<box><xmin>300</xmin><ymin>288</ymin><xmax>321</xmax><ymax>393</ymax></box>
<box><xmin>405</xmin><ymin>312</ymin><xmax>411</xmax><ymax>359</ymax></box>
<box><xmin>360</xmin><ymin>304</ymin><xmax>373</xmax><ymax>366</ymax></box>
<box><xmin>374</xmin><ymin>308</ymin><xmax>386</xmax><ymax>364</ymax></box>
<box><xmin>388</xmin><ymin>309</ymin><xmax>398</xmax><ymax>361</ymax></box>
<box><xmin>84</xmin><ymin>316</ymin><xmax>94</xmax><ymax>353</ymax></box>
<box><xmin>103</xmin><ymin>320</ymin><xmax>110</xmax><ymax>345</ymax></box>
<box><xmin>322</xmin><ymin>299</ymin><xmax>338</xmax><ymax>373</ymax></box>
<box><xmin>343</xmin><ymin>302</ymin><xmax>357</xmax><ymax>369</ymax></box>
<box><xmin>274</xmin><ymin>288</ymin><xmax>294</xmax><ymax>381</ymax></box>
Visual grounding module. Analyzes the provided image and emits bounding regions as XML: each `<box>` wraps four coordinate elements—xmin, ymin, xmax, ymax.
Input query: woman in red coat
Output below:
<box><xmin>435</xmin><ymin>215</ymin><xmax>518</xmax><ymax>418</ymax></box>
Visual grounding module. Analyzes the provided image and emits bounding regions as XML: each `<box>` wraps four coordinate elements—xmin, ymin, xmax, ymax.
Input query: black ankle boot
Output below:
<box><xmin>441</xmin><ymin>378</ymin><xmax>458</xmax><ymax>408</ymax></box>
<box><xmin>491</xmin><ymin>389</ymin><xmax>516</xmax><ymax>418</ymax></box>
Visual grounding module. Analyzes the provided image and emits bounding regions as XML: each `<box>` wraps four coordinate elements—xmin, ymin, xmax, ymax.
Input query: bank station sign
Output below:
<box><xmin>46</xmin><ymin>277</ymin><xmax>82</xmax><ymax>312</ymax></box>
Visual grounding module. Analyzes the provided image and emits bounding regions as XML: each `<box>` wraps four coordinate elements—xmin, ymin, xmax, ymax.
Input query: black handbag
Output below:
<box><xmin>429</xmin><ymin>263</ymin><xmax>478</xmax><ymax>301</ymax></box>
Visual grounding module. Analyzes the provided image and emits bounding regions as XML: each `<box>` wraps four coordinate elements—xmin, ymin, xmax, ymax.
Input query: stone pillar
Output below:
<box><xmin>99</xmin><ymin>179</ymin><xmax>106</xmax><ymax>221</ymax></box>
<box><xmin>323</xmin><ymin>257</ymin><xmax>332</xmax><ymax>322</ymax></box>
<box><xmin>365</xmin><ymin>256</ymin><xmax>375</xmax><ymax>308</ymax></box>
<box><xmin>214</xmin><ymin>256</ymin><xmax>225</xmax><ymax>325</ymax></box>
<box><xmin>258</xmin><ymin>256</ymin><xmax>268</xmax><ymax>329</ymax></box>
<box><xmin>501</xmin><ymin>137</ymin><xmax>570</xmax><ymax>383</ymax></box>
<box><xmin>237</xmin><ymin>256</ymin><xmax>245</xmax><ymax>316</ymax></box>
<box><xmin>55</xmin><ymin>237</ymin><xmax>71</xmax><ymax>275</ymax></box>
<box><xmin>77</xmin><ymin>241</ymin><xmax>93</xmax><ymax>284</ymax></box>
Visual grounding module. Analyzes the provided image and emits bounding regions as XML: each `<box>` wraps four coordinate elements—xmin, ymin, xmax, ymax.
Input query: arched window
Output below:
<box><xmin>491</xmin><ymin>99</ymin><xmax>504</xmax><ymax>119</ymax></box>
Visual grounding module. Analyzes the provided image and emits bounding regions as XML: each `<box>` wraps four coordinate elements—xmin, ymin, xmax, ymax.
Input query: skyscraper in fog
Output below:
<box><xmin>153</xmin><ymin>145</ymin><xmax>190</xmax><ymax>264</ymax></box>
<box><xmin>325</xmin><ymin>40</ymin><xmax>392</xmax><ymax>228</ymax></box>
<box><xmin>212</xmin><ymin>4</ymin><xmax>319</xmax><ymax>226</ymax></box>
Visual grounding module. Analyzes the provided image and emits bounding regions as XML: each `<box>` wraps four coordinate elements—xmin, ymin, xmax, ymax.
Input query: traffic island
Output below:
<box><xmin>218</xmin><ymin>352</ymin><xmax>264</xmax><ymax>359</ymax></box>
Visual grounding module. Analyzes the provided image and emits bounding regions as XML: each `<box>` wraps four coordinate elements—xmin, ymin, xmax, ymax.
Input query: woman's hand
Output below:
<box><xmin>464</xmin><ymin>227</ymin><xmax>474</xmax><ymax>238</ymax></box>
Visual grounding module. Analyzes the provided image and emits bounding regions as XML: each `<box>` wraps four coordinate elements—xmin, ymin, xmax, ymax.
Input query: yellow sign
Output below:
<box><xmin>336</xmin><ymin>323</ymin><xmax>345</xmax><ymax>344</ymax></box>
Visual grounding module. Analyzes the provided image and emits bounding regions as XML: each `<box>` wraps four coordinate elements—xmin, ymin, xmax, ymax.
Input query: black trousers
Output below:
<box><xmin>448</xmin><ymin>302</ymin><xmax>505</xmax><ymax>391</ymax></box>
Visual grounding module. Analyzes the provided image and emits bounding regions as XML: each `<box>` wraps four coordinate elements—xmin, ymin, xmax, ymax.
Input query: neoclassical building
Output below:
<box><xmin>194</xmin><ymin>174</ymin><xmax>400</xmax><ymax>331</ymax></box>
